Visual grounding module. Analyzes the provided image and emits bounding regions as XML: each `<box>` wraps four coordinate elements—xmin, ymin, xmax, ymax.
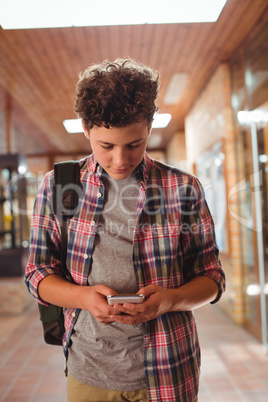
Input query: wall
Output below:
<box><xmin>185</xmin><ymin>64</ymin><xmax>244</xmax><ymax>324</ymax></box>
<box><xmin>166</xmin><ymin>131</ymin><xmax>187</xmax><ymax>170</ymax></box>
<box><xmin>185</xmin><ymin>64</ymin><xmax>231</xmax><ymax>169</ymax></box>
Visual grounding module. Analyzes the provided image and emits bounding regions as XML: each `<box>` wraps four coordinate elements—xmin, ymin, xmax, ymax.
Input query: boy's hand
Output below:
<box><xmin>84</xmin><ymin>284</ymin><xmax>121</xmax><ymax>325</ymax></box>
<box><xmin>109</xmin><ymin>285</ymin><xmax>172</xmax><ymax>325</ymax></box>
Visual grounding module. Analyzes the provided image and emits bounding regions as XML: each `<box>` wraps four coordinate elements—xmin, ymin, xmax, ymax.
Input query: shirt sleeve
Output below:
<box><xmin>25</xmin><ymin>172</ymin><xmax>62</xmax><ymax>305</ymax></box>
<box><xmin>180</xmin><ymin>176</ymin><xmax>226</xmax><ymax>303</ymax></box>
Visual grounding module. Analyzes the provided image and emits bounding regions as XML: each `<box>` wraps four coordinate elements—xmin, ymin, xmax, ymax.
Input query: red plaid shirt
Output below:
<box><xmin>25</xmin><ymin>152</ymin><xmax>225</xmax><ymax>401</ymax></box>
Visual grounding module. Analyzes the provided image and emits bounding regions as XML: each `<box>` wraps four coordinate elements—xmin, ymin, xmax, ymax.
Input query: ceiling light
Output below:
<box><xmin>63</xmin><ymin>113</ymin><xmax>171</xmax><ymax>133</ymax></box>
<box><xmin>1</xmin><ymin>0</ymin><xmax>228</xmax><ymax>30</ymax></box>
<box><xmin>247</xmin><ymin>284</ymin><xmax>268</xmax><ymax>296</ymax></box>
<box><xmin>237</xmin><ymin>110</ymin><xmax>268</xmax><ymax>125</ymax></box>
<box><xmin>63</xmin><ymin>119</ymin><xmax>83</xmax><ymax>134</ymax></box>
<box><xmin>152</xmin><ymin>114</ymin><xmax>172</xmax><ymax>129</ymax></box>
<box><xmin>164</xmin><ymin>73</ymin><xmax>189</xmax><ymax>105</ymax></box>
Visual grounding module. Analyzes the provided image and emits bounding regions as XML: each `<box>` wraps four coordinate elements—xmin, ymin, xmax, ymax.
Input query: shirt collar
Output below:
<box><xmin>86</xmin><ymin>153</ymin><xmax>102</xmax><ymax>177</ymax></box>
<box><xmin>86</xmin><ymin>151</ymin><xmax>153</xmax><ymax>185</ymax></box>
<box><xmin>134</xmin><ymin>152</ymin><xmax>152</xmax><ymax>186</ymax></box>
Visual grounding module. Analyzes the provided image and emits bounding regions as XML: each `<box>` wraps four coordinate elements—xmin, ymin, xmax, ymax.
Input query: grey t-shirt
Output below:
<box><xmin>68</xmin><ymin>171</ymin><xmax>147</xmax><ymax>391</ymax></box>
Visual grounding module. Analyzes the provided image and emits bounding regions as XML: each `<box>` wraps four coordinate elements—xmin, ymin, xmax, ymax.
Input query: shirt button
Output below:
<box><xmin>91</xmin><ymin>220</ymin><xmax>95</xmax><ymax>225</ymax></box>
<box><xmin>84</xmin><ymin>254</ymin><xmax>88</xmax><ymax>259</ymax></box>
<box><xmin>97</xmin><ymin>192</ymin><xmax>102</xmax><ymax>198</ymax></box>
<box><xmin>63</xmin><ymin>341</ymin><xmax>67</xmax><ymax>347</ymax></box>
<box><xmin>72</xmin><ymin>312</ymin><xmax>76</xmax><ymax>318</ymax></box>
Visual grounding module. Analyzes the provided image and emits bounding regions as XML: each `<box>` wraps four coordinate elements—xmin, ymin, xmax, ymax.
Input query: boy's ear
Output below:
<box><xmin>82</xmin><ymin>122</ymin><xmax>90</xmax><ymax>139</ymax></box>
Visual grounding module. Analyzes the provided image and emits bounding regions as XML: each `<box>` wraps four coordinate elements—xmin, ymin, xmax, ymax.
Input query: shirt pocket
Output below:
<box><xmin>133</xmin><ymin>221</ymin><xmax>183</xmax><ymax>288</ymax></box>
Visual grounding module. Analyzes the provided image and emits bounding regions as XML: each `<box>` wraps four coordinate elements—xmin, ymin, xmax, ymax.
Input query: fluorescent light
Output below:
<box><xmin>1</xmin><ymin>0</ymin><xmax>228</xmax><ymax>30</ymax></box>
<box><xmin>64</xmin><ymin>113</ymin><xmax>171</xmax><ymax>133</ymax></box>
<box><xmin>63</xmin><ymin>119</ymin><xmax>83</xmax><ymax>133</ymax></box>
<box><xmin>237</xmin><ymin>110</ymin><xmax>268</xmax><ymax>124</ymax></box>
<box><xmin>164</xmin><ymin>73</ymin><xmax>189</xmax><ymax>105</ymax></box>
<box><xmin>152</xmin><ymin>114</ymin><xmax>171</xmax><ymax>129</ymax></box>
<box><xmin>247</xmin><ymin>284</ymin><xmax>268</xmax><ymax>296</ymax></box>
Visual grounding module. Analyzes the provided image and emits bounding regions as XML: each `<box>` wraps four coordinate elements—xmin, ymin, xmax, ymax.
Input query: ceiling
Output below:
<box><xmin>0</xmin><ymin>0</ymin><xmax>267</xmax><ymax>157</ymax></box>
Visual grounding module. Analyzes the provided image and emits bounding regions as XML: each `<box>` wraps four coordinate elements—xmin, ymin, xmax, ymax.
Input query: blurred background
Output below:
<box><xmin>0</xmin><ymin>0</ymin><xmax>267</xmax><ymax>400</ymax></box>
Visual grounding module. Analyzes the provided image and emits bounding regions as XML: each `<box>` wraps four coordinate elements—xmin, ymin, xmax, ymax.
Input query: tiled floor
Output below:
<box><xmin>195</xmin><ymin>306</ymin><xmax>268</xmax><ymax>401</ymax></box>
<box><xmin>0</xmin><ymin>301</ymin><xmax>267</xmax><ymax>401</ymax></box>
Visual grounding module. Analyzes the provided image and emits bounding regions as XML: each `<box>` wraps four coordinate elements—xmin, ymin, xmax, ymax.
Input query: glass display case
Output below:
<box><xmin>195</xmin><ymin>141</ymin><xmax>227</xmax><ymax>253</ymax></box>
<box><xmin>0</xmin><ymin>154</ymin><xmax>29</xmax><ymax>276</ymax></box>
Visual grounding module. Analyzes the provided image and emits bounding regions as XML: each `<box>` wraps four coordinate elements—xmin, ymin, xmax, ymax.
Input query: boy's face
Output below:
<box><xmin>84</xmin><ymin>121</ymin><xmax>151</xmax><ymax>180</ymax></box>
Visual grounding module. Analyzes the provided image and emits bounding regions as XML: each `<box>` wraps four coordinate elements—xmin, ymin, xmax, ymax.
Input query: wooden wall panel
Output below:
<box><xmin>0</xmin><ymin>0</ymin><xmax>267</xmax><ymax>155</ymax></box>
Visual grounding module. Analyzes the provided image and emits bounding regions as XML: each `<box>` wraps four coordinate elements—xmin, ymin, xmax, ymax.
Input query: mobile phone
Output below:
<box><xmin>107</xmin><ymin>294</ymin><xmax>145</xmax><ymax>305</ymax></box>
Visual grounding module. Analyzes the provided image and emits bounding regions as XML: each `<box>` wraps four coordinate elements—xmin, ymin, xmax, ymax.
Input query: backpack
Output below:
<box><xmin>38</xmin><ymin>160</ymin><xmax>81</xmax><ymax>345</ymax></box>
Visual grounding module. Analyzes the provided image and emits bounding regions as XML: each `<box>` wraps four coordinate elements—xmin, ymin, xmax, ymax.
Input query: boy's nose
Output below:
<box><xmin>113</xmin><ymin>148</ymin><xmax>129</xmax><ymax>168</ymax></box>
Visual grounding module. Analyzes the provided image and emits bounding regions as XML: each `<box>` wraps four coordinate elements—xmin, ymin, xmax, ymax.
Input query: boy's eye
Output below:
<box><xmin>128</xmin><ymin>144</ymin><xmax>140</xmax><ymax>149</ymax></box>
<box><xmin>100</xmin><ymin>144</ymin><xmax>140</xmax><ymax>150</ymax></box>
<box><xmin>100</xmin><ymin>145</ymin><xmax>113</xmax><ymax>150</ymax></box>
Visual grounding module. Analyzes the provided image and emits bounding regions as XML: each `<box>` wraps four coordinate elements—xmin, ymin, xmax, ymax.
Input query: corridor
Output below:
<box><xmin>0</xmin><ymin>301</ymin><xmax>267</xmax><ymax>401</ymax></box>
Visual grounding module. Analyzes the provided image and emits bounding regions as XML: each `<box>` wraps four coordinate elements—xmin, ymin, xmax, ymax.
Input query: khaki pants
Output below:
<box><xmin>67</xmin><ymin>374</ymin><xmax>148</xmax><ymax>402</ymax></box>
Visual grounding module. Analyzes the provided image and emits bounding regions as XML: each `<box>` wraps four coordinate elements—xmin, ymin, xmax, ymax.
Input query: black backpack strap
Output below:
<box><xmin>53</xmin><ymin>161</ymin><xmax>81</xmax><ymax>282</ymax></box>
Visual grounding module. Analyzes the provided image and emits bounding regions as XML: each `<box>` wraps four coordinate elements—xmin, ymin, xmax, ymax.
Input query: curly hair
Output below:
<box><xmin>74</xmin><ymin>58</ymin><xmax>160</xmax><ymax>131</ymax></box>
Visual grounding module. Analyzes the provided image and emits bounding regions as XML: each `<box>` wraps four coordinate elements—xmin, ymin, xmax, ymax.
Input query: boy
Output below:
<box><xmin>25</xmin><ymin>58</ymin><xmax>225</xmax><ymax>401</ymax></box>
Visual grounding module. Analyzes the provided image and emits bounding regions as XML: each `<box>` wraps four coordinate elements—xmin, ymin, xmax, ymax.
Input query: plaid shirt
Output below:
<box><xmin>25</xmin><ymin>152</ymin><xmax>225</xmax><ymax>401</ymax></box>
